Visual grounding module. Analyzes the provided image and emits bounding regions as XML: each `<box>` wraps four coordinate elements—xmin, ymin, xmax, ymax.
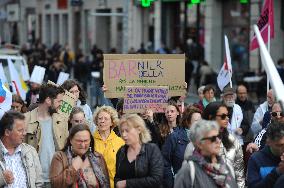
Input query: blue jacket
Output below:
<box><xmin>162</xmin><ymin>127</ymin><xmax>189</xmax><ymax>188</ymax></box>
<box><xmin>247</xmin><ymin>145</ymin><xmax>281</xmax><ymax>188</ymax></box>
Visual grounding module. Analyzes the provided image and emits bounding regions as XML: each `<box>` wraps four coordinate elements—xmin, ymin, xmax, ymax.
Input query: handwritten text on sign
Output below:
<box><xmin>103</xmin><ymin>54</ymin><xmax>185</xmax><ymax>98</ymax></box>
<box><xmin>58</xmin><ymin>90</ymin><xmax>76</xmax><ymax>117</ymax></box>
<box><xmin>123</xmin><ymin>86</ymin><xmax>169</xmax><ymax>113</ymax></box>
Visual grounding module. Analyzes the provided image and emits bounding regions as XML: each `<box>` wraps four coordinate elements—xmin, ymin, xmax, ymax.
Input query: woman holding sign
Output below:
<box><xmin>159</xmin><ymin>101</ymin><xmax>181</xmax><ymax>145</ymax></box>
<box><xmin>93</xmin><ymin>106</ymin><xmax>124</xmax><ymax>188</ymax></box>
<box><xmin>62</xmin><ymin>79</ymin><xmax>95</xmax><ymax>133</ymax></box>
<box><xmin>162</xmin><ymin>105</ymin><xmax>202</xmax><ymax>188</ymax></box>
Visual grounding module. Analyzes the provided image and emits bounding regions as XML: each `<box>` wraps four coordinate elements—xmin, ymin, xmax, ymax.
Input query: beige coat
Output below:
<box><xmin>24</xmin><ymin>107</ymin><xmax>69</xmax><ymax>151</ymax></box>
<box><xmin>0</xmin><ymin>143</ymin><xmax>44</xmax><ymax>187</ymax></box>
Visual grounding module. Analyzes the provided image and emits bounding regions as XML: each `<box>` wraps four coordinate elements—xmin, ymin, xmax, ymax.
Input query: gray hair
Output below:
<box><xmin>198</xmin><ymin>85</ymin><xmax>205</xmax><ymax>95</ymax></box>
<box><xmin>190</xmin><ymin>120</ymin><xmax>219</xmax><ymax>144</ymax></box>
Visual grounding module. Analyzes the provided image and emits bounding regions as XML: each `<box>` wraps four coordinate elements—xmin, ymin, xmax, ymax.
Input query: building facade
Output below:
<box><xmin>0</xmin><ymin>0</ymin><xmax>283</xmax><ymax>77</ymax></box>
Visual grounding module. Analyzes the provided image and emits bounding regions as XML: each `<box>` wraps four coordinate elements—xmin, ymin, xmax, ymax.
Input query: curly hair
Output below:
<box><xmin>93</xmin><ymin>106</ymin><xmax>119</xmax><ymax>129</ymax></box>
<box><xmin>119</xmin><ymin>114</ymin><xmax>151</xmax><ymax>144</ymax></box>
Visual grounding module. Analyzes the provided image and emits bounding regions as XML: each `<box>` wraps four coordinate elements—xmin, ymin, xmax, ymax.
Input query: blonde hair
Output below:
<box><xmin>93</xmin><ymin>106</ymin><xmax>119</xmax><ymax>129</ymax></box>
<box><xmin>119</xmin><ymin>114</ymin><xmax>151</xmax><ymax>144</ymax></box>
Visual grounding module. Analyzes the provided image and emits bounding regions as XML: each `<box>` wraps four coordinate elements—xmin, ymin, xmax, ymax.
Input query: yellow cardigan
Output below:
<box><xmin>93</xmin><ymin>130</ymin><xmax>124</xmax><ymax>188</ymax></box>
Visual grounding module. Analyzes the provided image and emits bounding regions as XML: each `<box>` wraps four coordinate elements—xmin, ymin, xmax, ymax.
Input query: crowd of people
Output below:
<box><xmin>1</xmin><ymin>75</ymin><xmax>284</xmax><ymax>188</ymax></box>
<box><xmin>0</xmin><ymin>40</ymin><xmax>284</xmax><ymax>188</ymax></box>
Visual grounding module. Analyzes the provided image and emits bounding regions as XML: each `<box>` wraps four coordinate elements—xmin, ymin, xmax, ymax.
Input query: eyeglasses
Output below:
<box><xmin>216</xmin><ymin>113</ymin><xmax>229</xmax><ymax>120</ymax></box>
<box><xmin>201</xmin><ymin>134</ymin><xmax>220</xmax><ymax>143</ymax></box>
<box><xmin>74</xmin><ymin>119</ymin><xmax>84</xmax><ymax>124</ymax></box>
<box><xmin>271</xmin><ymin>112</ymin><xmax>284</xmax><ymax>117</ymax></box>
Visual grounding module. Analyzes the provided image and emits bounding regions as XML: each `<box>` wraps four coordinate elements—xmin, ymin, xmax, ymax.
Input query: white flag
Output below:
<box><xmin>217</xmin><ymin>35</ymin><xmax>232</xmax><ymax>91</ymax></box>
<box><xmin>8</xmin><ymin>59</ymin><xmax>28</xmax><ymax>101</ymax></box>
<box><xmin>253</xmin><ymin>25</ymin><xmax>284</xmax><ymax>106</ymax></box>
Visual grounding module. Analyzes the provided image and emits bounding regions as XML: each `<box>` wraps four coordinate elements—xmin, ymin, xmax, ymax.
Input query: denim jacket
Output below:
<box><xmin>162</xmin><ymin>127</ymin><xmax>189</xmax><ymax>188</ymax></box>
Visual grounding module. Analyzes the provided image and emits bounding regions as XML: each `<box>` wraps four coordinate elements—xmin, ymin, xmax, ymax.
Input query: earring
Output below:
<box><xmin>89</xmin><ymin>147</ymin><xmax>92</xmax><ymax>153</ymax></box>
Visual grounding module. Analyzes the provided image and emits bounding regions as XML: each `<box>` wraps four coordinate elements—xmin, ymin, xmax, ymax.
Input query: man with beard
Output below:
<box><xmin>24</xmin><ymin>83</ymin><xmax>67</xmax><ymax>187</ymax></box>
<box><xmin>222</xmin><ymin>86</ymin><xmax>244</xmax><ymax>145</ymax></box>
<box><xmin>247</xmin><ymin>121</ymin><xmax>284</xmax><ymax>188</ymax></box>
<box><xmin>236</xmin><ymin>84</ymin><xmax>255</xmax><ymax>146</ymax></box>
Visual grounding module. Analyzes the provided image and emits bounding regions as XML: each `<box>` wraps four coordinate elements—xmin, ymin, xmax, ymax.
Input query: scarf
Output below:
<box><xmin>66</xmin><ymin>147</ymin><xmax>110</xmax><ymax>188</ymax></box>
<box><xmin>202</xmin><ymin>97</ymin><xmax>216</xmax><ymax>108</ymax></box>
<box><xmin>190</xmin><ymin>149</ymin><xmax>234</xmax><ymax>188</ymax></box>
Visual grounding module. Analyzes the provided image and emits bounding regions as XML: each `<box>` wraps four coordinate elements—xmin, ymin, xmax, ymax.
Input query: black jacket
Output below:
<box><xmin>114</xmin><ymin>143</ymin><xmax>163</xmax><ymax>188</ymax></box>
<box><xmin>145</xmin><ymin>120</ymin><xmax>162</xmax><ymax>148</ymax></box>
<box><xmin>236</xmin><ymin>98</ymin><xmax>255</xmax><ymax>142</ymax></box>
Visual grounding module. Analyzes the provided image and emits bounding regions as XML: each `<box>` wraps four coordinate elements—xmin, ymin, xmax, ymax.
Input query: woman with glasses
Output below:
<box><xmin>247</xmin><ymin>102</ymin><xmax>284</xmax><ymax>152</ymax></box>
<box><xmin>175</xmin><ymin>120</ymin><xmax>238</xmax><ymax>188</ymax></box>
<box><xmin>202</xmin><ymin>101</ymin><xmax>245</xmax><ymax>188</ymax></box>
<box><xmin>49</xmin><ymin>123</ymin><xmax>110</xmax><ymax>187</ymax></box>
<box><xmin>185</xmin><ymin>101</ymin><xmax>245</xmax><ymax>188</ymax></box>
<box><xmin>93</xmin><ymin>106</ymin><xmax>124</xmax><ymax>188</ymax></box>
<box><xmin>68</xmin><ymin>107</ymin><xmax>86</xmax><ymax>130</ymax></box>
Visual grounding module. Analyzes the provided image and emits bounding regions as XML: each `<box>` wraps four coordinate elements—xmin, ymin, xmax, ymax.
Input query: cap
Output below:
<box><xmin>222</xmin><ymin>87</ymin><xmax>234</xmax><ymax>96</ymax></box>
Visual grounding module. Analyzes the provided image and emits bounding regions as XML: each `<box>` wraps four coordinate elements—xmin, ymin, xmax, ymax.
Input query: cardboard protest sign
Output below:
<box><xmin>59</xmin><ymin>90</ymin><xmax>76</xmax><ymax>117</ymax></box>
<box><xmin>103</xmin><ymin>54</ymin><xmax>185</xmax><ymax>98</ymax></box>
<box><xmin>123</xmin><ymin>86</ymin><xmax>169</xmax><ymax>113</ymax></box>
<box><xmin>47</xmin><ymin>80</ymin><xmax>76</xmax><ymax>118</ymax></box>
<box><xmin>30</xmin><ymin>65</ymin><xmax>46</xmax><ymax>85</ymax></box>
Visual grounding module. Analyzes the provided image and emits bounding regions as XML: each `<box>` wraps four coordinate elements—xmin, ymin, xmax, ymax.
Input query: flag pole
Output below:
<box><xmin>267</xmin><ymin>24</ymin><xmax>270</xmax><ymax>92</ymax></box>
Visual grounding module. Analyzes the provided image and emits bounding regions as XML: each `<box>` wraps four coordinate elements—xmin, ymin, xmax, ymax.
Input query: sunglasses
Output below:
<box><xmin>201</xmin><ymin>134</ymin><xmax>220</xmax><ymax>143</ymax></box>
<box><xmin>216</xmin><ymin>113</ymin><xmax>229</xmax><ymax>120</ymax></box>
<box><xmin>271</xmin><ymin>112</ymin><xmax>284</xmax><ymax>117</ymax></box>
